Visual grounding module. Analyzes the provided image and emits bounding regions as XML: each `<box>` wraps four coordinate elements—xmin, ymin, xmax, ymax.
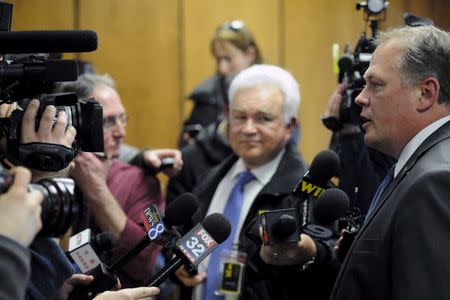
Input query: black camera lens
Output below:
<box><xmin>29</xmin><ymin>177</ymin><xmax>81</xmax><ymax>237</ymax></box>
<box><xmin>0</xmin><ymin>172</ymin><xmax>81</xmax><ymax>237</ymax></box>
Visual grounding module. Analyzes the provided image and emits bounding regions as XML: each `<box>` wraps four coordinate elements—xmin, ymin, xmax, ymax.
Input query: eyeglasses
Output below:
<box><xmin>103</xmin><ymin>113</ymin><xmax>128</xmax><ymax>130</ymax></box>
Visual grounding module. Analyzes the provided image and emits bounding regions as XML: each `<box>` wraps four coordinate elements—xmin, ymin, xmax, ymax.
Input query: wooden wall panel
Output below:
<box><xmin>283</xmin><ymin>0</ymin><xmax>365</xmax><ymax>162</ymax></box>
<box><xmin>182</xmin><ymin>0</ymin><xmax>280</xmax><ymax>119</ymax></box>
<box><xmin>78</xmin><ymin>0</ymin><xmax>181</xmax><ymax>149</ymax></box>
<box><xmin>8</xmin><ymin>0</ymin><xmax>449</xmax><ymax>164</ymax></box>
<box><xmin>10</xmin><ymin>0</ymin><xmax>74</xmax><ymax>30</ymax></box>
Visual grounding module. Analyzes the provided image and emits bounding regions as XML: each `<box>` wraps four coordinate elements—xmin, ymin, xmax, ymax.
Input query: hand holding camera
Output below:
<box><xmin>0</xmin><ymin>166</ymin><xmax>43</xmax><ymax>246</ymax></box>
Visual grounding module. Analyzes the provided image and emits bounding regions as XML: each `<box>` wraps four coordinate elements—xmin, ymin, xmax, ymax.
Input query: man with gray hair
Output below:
<box><xmin>56</xmin><ymin>73</ymin><xmax>177</xmax><ymax>288</ymax></box>
<box><xmin>330</xmin><ymin>25</ymin><xmax>450</xmax><ymax>300</ymax></box>
<box><xmin>175</xmin><ymin>65</ymin><xmax>338</xmax><ymax>300</ymax></box>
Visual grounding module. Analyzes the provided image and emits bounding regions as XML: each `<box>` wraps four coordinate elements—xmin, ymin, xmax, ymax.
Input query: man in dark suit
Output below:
<box><xmin>175</xmin><ymin>65</ymin><xmax>338</xmax><ymax>300</ymax></box>
<box><xmin>330</xmin><ymin>25</ymin><xmax>450</xmax><ymax>300</ymax></box>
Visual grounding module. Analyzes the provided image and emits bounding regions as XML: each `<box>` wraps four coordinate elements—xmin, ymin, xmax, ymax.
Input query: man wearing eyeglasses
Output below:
<box><xmin>56</xmin><ymin>73</ymin><xmax>176</xmax><ymax>288</ymax></box>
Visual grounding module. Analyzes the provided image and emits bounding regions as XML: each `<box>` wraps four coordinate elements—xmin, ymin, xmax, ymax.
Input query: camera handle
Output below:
<box><xmin>18</xmin><ymin>142</ymin><xmax>75</xmax><ymax>172</ymax></box>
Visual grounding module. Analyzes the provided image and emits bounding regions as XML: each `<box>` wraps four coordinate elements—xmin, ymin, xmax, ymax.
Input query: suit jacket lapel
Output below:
<box><xmin>358</xmin><ymin>120</ymin><xmax>450</xmax><ymax>234</ymax></box>
<box><xmin>332</xmin><ymin>120</ymin><xmax>450</xmax><ymax>296</ymax></box>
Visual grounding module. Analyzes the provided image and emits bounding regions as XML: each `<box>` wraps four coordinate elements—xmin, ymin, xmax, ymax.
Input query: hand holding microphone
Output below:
<box><xmin>260</xmin><ymin>232</ymin><xmax>317</xmax><ymax>266</ymax></box>
<box><xmin>68</xmin><ymin>193</ymin><xmax>198</xmax><ymax>300</ymax></box>
<box><xmin>147</xmin><ymin>213</ymin><xmax>231</xmax><ymax>287</ymax></box>
<box><xmin>259</xmin><ymin>149</ymin><xmax>341</xmax><ymax>246</ymax></box>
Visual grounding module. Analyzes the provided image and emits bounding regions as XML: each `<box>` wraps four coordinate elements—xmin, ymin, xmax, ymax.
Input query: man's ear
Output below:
<box><xmin>417</xmin><ymin>77</ymin><xmax>439</xmax><ymax>112</ymax></box>
<box><xmin>284</xmin><ymin>117</ymin><xmax>297</xmax><ymax>143</ymax></box>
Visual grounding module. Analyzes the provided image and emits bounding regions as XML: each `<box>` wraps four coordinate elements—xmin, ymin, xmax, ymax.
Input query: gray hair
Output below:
<box><xmin>374</xmin><ymin>25</ymin><xmax>450</xmax><ymax>104</ymax></box>
<box><xmin>228</xmin><ymin>64</ymin><xmax>301</xmax><ymax>124</ymax></box>
<box><xmin>54</xmin><ymin>73</ymin><xmax>116</xmax><ymax>100</ymax></box>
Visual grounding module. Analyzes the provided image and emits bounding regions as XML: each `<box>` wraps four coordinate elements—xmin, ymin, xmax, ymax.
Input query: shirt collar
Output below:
<box><xmin>230</xmin><ymin>148</ymin><xmax>286</xmax><ymax>185</ymax></box>
<box><xmin>395</xmin><ymin>115</ymin><xmax>450</xmax><ymax>177</ymax></box>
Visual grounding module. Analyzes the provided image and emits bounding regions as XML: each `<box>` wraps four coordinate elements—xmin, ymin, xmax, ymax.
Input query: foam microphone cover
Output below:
<box><xmin>164</xmin><ymin>193</ymin><xmax>198</xmax><ymax>227</ymax></box>
<box><xmin>0</xmin><ymin>30</ymin><xmax>98</xmax><ymax>53</ymax></box>
<box><xmin>272</xmin><ymin>214</ymin><xmax>298</xmax><ymax>237</ymax></box>
<box><xmin>313</xmin><ymin>188</ymin><xmax>350</xmax><ymax>225</ymax></box>
<box><xmin>93</xmin><ymin>232</ymin><xmax>117</xmax><ymax>253</ymax></box>
<box><xmin>309</xmin><ymin>150</ymin><xmax>340</xmax><ymax>185</ymax></box>
<box><xmin>202</xmin><ymin>213</ymin><xmax>231</xmax><ymax>244</ymax></box>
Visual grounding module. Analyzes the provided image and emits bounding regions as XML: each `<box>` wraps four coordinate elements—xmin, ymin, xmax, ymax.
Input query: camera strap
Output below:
<box><xmin>18</xmin><ymin>142</ymin><xmax>75</xmax><ymax>171</ymax></box>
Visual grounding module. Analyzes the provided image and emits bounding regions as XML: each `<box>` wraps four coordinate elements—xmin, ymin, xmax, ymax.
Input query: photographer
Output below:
<box><xmin>0</xmin><ymin>99</ymin><xmax>77</xmax><ymax>299</ymax></box>
<box><xmin>322</xmin><ymin>84</ymin><xmax>395</xmax><ymax>216</ymax></box>
<box><xmin>57</xmin><ymin>74</ymin><xmax>166</xmax><ymax>287</ymax></box>
<box><xmin>0</xmin><ymin>166</ymin><xmax>43</xmax><ymax>300</ymax></box>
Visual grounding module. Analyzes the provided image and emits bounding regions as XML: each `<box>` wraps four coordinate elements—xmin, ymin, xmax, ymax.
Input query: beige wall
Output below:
<box><xmin>9</xmin><ymin>0</ymin><xmax>450</xmax><ymax>163</ymax></box>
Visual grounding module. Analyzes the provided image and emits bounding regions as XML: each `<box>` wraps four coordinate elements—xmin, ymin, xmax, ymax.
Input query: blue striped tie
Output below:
<box><xmin>202</xmin><ymin>171</ymin><xmax>255</xmax><ymax>300</ymax></box>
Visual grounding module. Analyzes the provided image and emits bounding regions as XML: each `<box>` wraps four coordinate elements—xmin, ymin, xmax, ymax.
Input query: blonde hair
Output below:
<box><xmin>210</xmin><ymin>20</ymin><xmax>263</xmax><ymax>64</ymax></box>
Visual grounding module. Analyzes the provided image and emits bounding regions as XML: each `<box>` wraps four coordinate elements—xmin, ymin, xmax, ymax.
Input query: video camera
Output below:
<box><xmin>336</xmin><ymin>1</ymin><xmax>434</xmax><ymax>126</ymax></box>
<box><xmin>0</xmin><ymin>2</ymin><xmax>103</xmax><ymax>172</ymax></box>
<box><xmin>337</xmin><ymin>0</ymin><xmax>389</xmax><ymax>125</ymax></box>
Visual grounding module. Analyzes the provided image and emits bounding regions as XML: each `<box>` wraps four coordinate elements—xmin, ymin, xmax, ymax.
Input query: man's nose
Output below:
<box><xmin>242</xmin><ymin>118</ymin><xmax>257</xmax><ymax>133</ymax></box>
<box><xmin>355</xmin><ymin>88</ymin><xmax>369</xmax><ymax>107</ymax></box>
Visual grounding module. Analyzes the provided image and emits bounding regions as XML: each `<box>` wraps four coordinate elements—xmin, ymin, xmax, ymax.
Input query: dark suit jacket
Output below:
<box><xmin>330</xmin><ymin>120</ymin><xmax>450</xmax><ymax>300</ymax></box>
<box><xmin>183</xmin><ymin>142</ymin><xmax>339</xmax><ymax>300</ymax></box>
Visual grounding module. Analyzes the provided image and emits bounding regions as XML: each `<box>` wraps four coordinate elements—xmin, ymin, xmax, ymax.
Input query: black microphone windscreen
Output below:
<box><xmin>309</xmin><ymin>150</ymin><xmax>340</xmax><ymax>184</ymax></box>
<box><xmin>0</xmin><ymin>30</ymin><xmax>98</xmax><ymax>54</ymax></box>
<box><xmin>313</xmin><ymin>188</ymin><xmax>350</xmax><ymax>224</ymax></box>
<box><xmin>272</xmin><ymin>214</ymin><xmax>297</xmax><ymax>237</ymax></box>
<box><xmin>164</xmin><ymin>193</ymin><xmax>198</xmax><ymax>227</ymax></box>
<box><xmin>93</xmin><ymin>232</ymin><xmax>117</xmax><ymax>252</ymax></box>
<box><xmin>202</xmin><ymin>213</ymin><xmax>231</xmax><ymax>244</ymax></box>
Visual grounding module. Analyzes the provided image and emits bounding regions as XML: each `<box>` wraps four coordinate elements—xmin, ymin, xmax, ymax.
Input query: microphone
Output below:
<box><xmin>313</xmin><ymin>188</ymin><xmax>350</xmax><ymax>225</ymax></box>
<box><xmin>69</xmin><ymin>193</ymin><xmax>198</xmax><ymax>300</ymax></box>
<box><xmin>67</xmin><ymin>230</ymin><xmax>116</xmax><ymax>274</ymax></box>
<box><xmin>260</xmin><ymin>208</ymin><xmax>300</xmax><ymax>245</ymax></box>
<box><xmin>109</xmin><ymin>192</ymin><xmax>198</xmax><ymax>272</ymax></box>
<box><xmin>146</xmin><ymin>213</ymin><xmax>231</xmax><ymax>287</ymax></box>
<box><xmin>303</xmin><ymin>188</ymin><xmax>350</xmax><ymax>240</ymax></box>
<box><xmin>67</xmin><ymin>229</ymin><xmax>103</xmax><ymax>274</ymax></box>
<box><xmin>260</xmin><ymin>150</ymin><xmax>340</xmax><ymax>245</ymax></box>
<box><xmin>293</xmin><ymin>149</ymin><xmax>340</xmax><ymax>200</ymax></box>
<box><xmin>0</xmin><ymin>30</ymin><xmax>98</xmax><ymax>54</ymax></box>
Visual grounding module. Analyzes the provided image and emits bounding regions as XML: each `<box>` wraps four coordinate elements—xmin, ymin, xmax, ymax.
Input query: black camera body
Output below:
<box><xmin>337</xmin><ymin>0</ymin><xmax>388</xmax><ymax>125</ymax></box>
<box><xmin>0</xmin><ymin>2</ymin><xmax>102</xmax><ymax>170</ymax></box>
<box><xmin>0</xmin><ymin>53</ymin><xmax>104</xmax><ymax>171</ymax></box>
<box><xmin>8</xmin><ymin>92</ymin><xmax>104</xmax><ymax>151</ymax></box>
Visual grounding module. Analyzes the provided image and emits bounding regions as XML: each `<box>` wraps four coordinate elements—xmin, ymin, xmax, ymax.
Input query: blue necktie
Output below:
<box><xmin>366</xmin><ymin>165</ymin><xmax>396</xmax><ymax>218</ymax></box>
<box><xmin>202</xmin><ymin>171</ymin><xmax>255</xmax><ymax>300</ymax></box>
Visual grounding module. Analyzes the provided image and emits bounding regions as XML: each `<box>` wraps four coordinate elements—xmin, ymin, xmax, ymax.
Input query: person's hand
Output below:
<box><xmin>323</xmin><ymin>84</ymin><xmax>346</xmax><ymax>119</ymax></box>
<box><xmin>1</xmin><ymin>100</ymin><xmax>77</xmax><ymax>179</ymax></box>
<box><xmin>70</xmin><ymin>151</ymin><xmax>112</xmax><ymax>201</ymax></box>
<box><xmin>322</xmin><ymin>84</ymin><xmax>361</xmax><ymax>135</ymax></box>
<box><xmin>0</xmin><ymin>102</ymin><xmax>18</xmax><ymax>118</ymax></box>
<box><xmin>334</xmin><ymin>229</ymin><xmax>345</xmax><ymax>252</ymax></box>
<box><xmin>259</xmin><ymin>233</ymin><xmax>317</xmax><ymax>266</ymax></box>
<box><xmin>0</xmin><ymin>166</ymin><xmax>43</xmax><ymax>246</ymax></box>
<box><xmin>174</xmin><ymin>265</ymin><xmax>206</xmax><ymax>287</ymax></box>
<box><xmin>142</xmin><ymin>149</ymin><xmax>183</xmax><ymax>177</ymax></box>
<box><xmin>53</xmin><ymin>274</ymin><xmax>94</xmax><ymax>300</ymax></box>
<box><xmin>93</xmin><ymin>287</ymin><xmax>160</xmax><ymax>300</ymax></box>
<box><xmin>21</xmin><ymin>99</ymin><xmax>76</xmax><ymax>147</ymax></box>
